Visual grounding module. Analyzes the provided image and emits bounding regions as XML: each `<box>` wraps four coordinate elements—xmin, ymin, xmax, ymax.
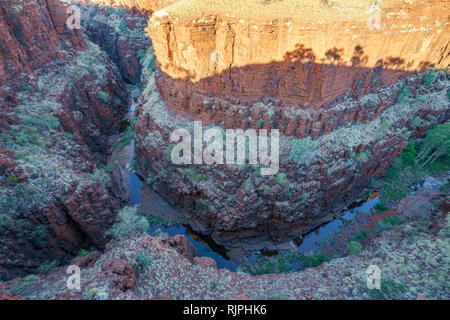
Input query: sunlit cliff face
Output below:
<box><xmin>146</xmin><ymin>0</ymin><xmax>449</xmax><ymax>82</ymax></box>
<box><xmin>78</xmin><ymin>0</ymin><xmax>449</xmax><ymax>107</ymax></box>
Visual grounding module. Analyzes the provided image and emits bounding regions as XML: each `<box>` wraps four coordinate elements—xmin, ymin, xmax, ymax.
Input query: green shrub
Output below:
<box><xmin>146</xmin><ymin>172</ymin><xmax>158</xmax><ymax>186</ymax></box>
<box><xmin>374</xmin><ymin>200</ymin><xmax>389</xmax><ymax>212</ymax></box>
<box><xmin>241</xmin><ymin>253</ymin><xmax>301</xmax><ymax>275</ymax></box>
<box><xmin>22</xmin><ymin>113</ymin><xmax>60</xmax><ymax>130</ymax></box>
<box><xmin>37</xmin><ymin>260</ymin><xmax>59</xmax><ymax>274</ymax></box>
<box><xmin>346</xmin><ymin>240</ymin><xmax>363</xmax><ymax>255</ymax></box>
<box><xmin>276</xmin><ymin>172</ymin><xmax>289</xmax><ymax>185</ymax></box>
<box><xmin>416</xmin><ymin>122</ymin><xmax>449</xmax><ymax>170</ymax></box>
<box><xmin>183</xmin><ymin>169</ymin><xmax>195</xmax><ymax>178</ymax></box>
<box><xmin>77</xmin><ymin>249</ymin><xmax>90</xmax><ymax>257</ymax></box>
<box><xmin>400</xmin><ymin>141</ymin><xmax>416</xmax><ymax>166</ymax></box>
<box><xmin>22</xmin><ymin>83</ymin><xmax>33</xmax><ymax>91</ymax></box>
<box><xmin>284</xmin><ymin>186</ymin><xmax>292</xmax><ymax>199</ymax></box>
<box><xmin>137</xmin><ymin>50</ymin><xmax>146</xmax><ymax>58</ymax></box>
<box><xmin>374</xmin><ymin>216</ymin><xmax>403</xmax><ymax>233</ymax></box>
<box><xmin>195</xmin><ymin>173</ymin><xmax>209</xmax><ymax>181</ymax></box>
<box><xmin>411</xmin><ymin>116</ymin><xmax>426</xmax><ymax>128</ymax></box>
<box><xmin>382</xmin><ymin>181</ymin><xmax>409</xmax><ymax>201</ymax></box>
<box><xmin>118</xmin><ymin>21</ymin><xmax>128</xmax><ymax>34</ymax></box>
<box><xmin>133</xmin><ymin>250</ymin><xmax>151</xmax><ymax>275</ymax></box>
<box><xmin>396</xmin><ymin>86</ymin><xmax>410</xmax><ymax>103</ymax></box>
<box><xmin>422</xmin><ymin>72</ymin><xmax>437</xmax><ymax>86</ymax></box>
<box><xmin>90</xmin><ymin>168</ymin><xmax>111</xmax><ymax>188</ymax></box>
<box><xmin>25</xmin><ymin>274</ymin><xmax>37</xmax><ymax>282</ymax></box>
<box><xmin>147</xmin><ymin>56</ymin><xmax>156</xmax><ymax>72</ymax></box>
<box><xmin>15</xmin><ymin>128</ymin><xmax>41</xmax><ymax>146</ymax></box>
<box><xmin>97</xmin><ymin>90</ymin><xmax>110</xmax><ymax>103</ymax></box>
<box><xmin>108</xmin><ymin>207</ymin><xmax>149</xmax><ymax>238</ymax></box>
<box><xmin>289</xmin><ymin>137</ymin><xmax>320</xmax><ymax>166</ymax></box>
<box><xmin>381</xmin><ymin>119</ymin><xmax>391</xmax><ymax>132</ymax></box>
<box><xmin>6</xmin><ymin>175</ymin><xmax>17</xmax><ymax>185</ymax></box>
<box><xmin>142</xmin><ymin>212</ymin><xmax>169</xmax><ymax>227</ymax></box>
<box><xmin>166</xmin><ymin>144</ymin><xmax>175</xmax><ymax>160</ymax></box>
<box><xmin>349</xmin><ymin>230</ymin><xmax>368</xmax><ymax>242</ymax></box>
<box><xmin>257</xmin><ymin>119</ymin><xmax>265</xmax><ymax>128</ymax></box>
<box><xmin>303</xmin><ymin>252</ymin><xmax>330</xmax><ymax>268</ymax></box>
<box><xmin>357</xmin><ymin>150</ymin><xmax>371</xmax><ymax>162</ymax></box>
<box><xmin>117</xmin><ymin>124</ymin><xmax>134</xmax><ymax>151</ymax></box>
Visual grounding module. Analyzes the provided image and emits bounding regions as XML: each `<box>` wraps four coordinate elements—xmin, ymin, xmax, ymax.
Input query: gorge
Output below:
<box><xmin>0</xmin><ymin>0</ymin><xmax>449</xmax><ymax>300</ymax></box>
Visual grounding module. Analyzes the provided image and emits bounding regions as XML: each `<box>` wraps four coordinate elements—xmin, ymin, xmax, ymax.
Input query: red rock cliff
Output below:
<box><xmin>0</xmin><ymin>0</ymin><xmax>86</xmax><ymax>85</ymax></box>
<box><xmin>145</xmin><ymin>0</ymin><xmax>449</xmax><ymax>135</ymax></box>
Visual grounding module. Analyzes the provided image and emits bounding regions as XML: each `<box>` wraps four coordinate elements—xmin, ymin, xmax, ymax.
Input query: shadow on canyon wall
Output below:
<box><xmin>156</xmin><ymin>43</ymin><xmax>445</xmax><ymax>115</ymax></box>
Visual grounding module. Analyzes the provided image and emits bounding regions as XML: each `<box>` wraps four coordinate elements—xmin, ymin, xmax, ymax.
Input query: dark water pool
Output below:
<box><xmin>125</xmin><ymin>164</ymin><xmax>383</xmax><ymax>272</ymax></box>
<box><xmin>295</xmin><ymin>195</ymin><xmax>380</xmax><ymax>255</ymax></box>
<box><xmin>126</xmin><ymin>168</ymin><xmax>142</xmax><ymax>206</ymax></box>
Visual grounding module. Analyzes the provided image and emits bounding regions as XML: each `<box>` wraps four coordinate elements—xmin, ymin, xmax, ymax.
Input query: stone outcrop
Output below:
<box><xmin>169</xmin><ymin>234</ymin><xmax>198</xmax><ymax>261</ymax></box>
<box><xmin>133</xmin><ymin>0</ymin><xmax>450</xmax><ymax>249</ymax></box>
<box><xmin>100</xmin><ymin>259</ymin><xmax>137</xmax><ymax>292</ymax></box>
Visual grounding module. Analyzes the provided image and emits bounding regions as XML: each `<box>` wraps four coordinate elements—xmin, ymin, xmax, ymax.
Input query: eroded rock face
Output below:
<box><xmin>100</xmin><ymin>259</ymin><xmax>137</xmax><ymax>292</ymax></box>
<box><xmin>0</xmin><ymin>0</ymin><xmax>129</xmax><ymax>280</ymax></box>
<box><xmin>169</xmin><ymin>234</ymin><xmax>198</xmax><ymax>261</ymax></box>
<box><xmin>0</xmin><ymin>0</ymin><xmax>86</xmax><ymax>86</ymax></box>
<box><xmin>133</xmin><ymin>0</ymin><xmax>450</xmax><ymax>249</ymax></box>
<box><xmin>134</xmin><ymin>72</ymin><xmax>449</xmax><ymax>249</ymax></box>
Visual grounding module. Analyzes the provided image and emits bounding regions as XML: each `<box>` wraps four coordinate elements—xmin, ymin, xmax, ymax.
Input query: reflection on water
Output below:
<box><xmin>126</xmin><ymin>168</ymin><xmax>142</xmax><ymax>206</ymax></box>
<box><xmin>295</xmin><ymin>195</ymin><xmax>380</xmax><ymax>255</ymax></box>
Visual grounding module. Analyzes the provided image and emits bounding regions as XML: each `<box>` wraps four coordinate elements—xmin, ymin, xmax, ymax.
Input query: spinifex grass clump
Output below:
<box><xmin>107</xmin><ymin>207</ymin><xmax>149</xmax><ymax>238</ymax></box>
